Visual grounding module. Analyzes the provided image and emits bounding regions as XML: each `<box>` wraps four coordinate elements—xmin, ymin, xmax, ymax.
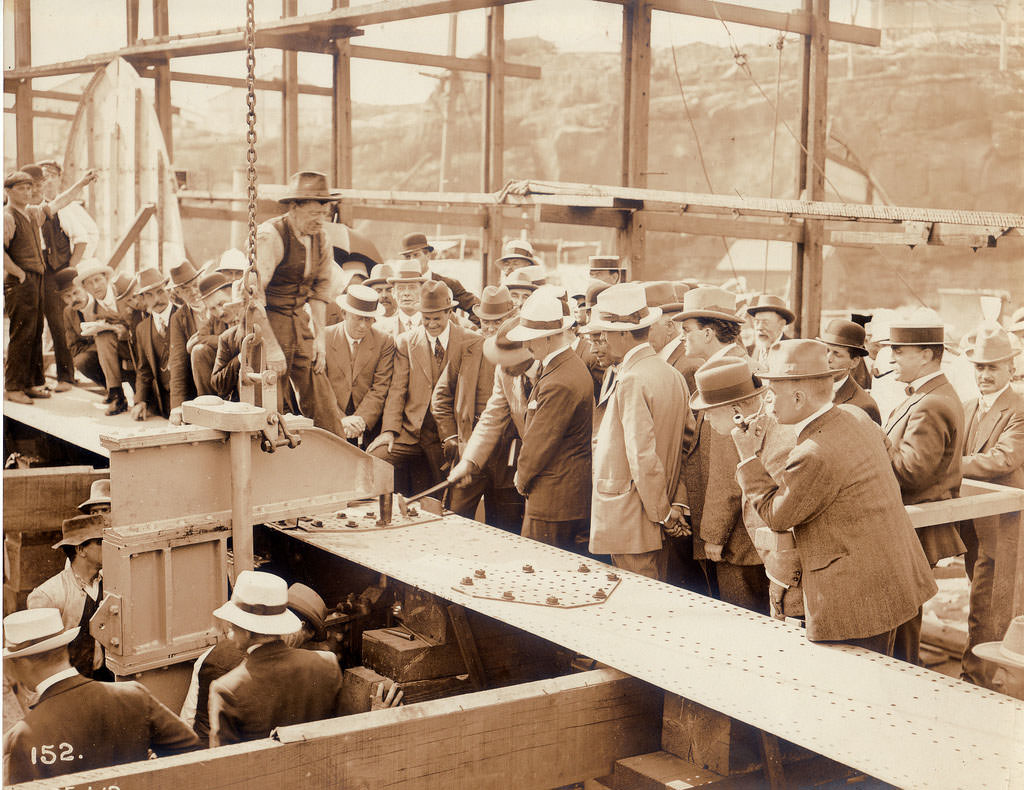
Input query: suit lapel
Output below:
<box><xmin>836</xmin><ymin>376</ymin><xmax>855</xmax><ymax>405</ymax></box>
<box><xmin>973</xmin><ymin>390</ymin><xmax>1010</xmax><ymax>452</ymax></box>
<box><xmin>412</xmin><ymin>328</ymin><xmax>432</xmax><ymax>383</ymax></box>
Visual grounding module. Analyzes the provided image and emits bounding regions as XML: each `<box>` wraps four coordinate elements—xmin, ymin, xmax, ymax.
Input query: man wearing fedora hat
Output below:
<box><xmin>496</xmin><ymin>238</ymin><xmax>539</xmax><ymax>280</ymax></box>
<box><xmin>448</xmin><ymin>316</ymin><xmax>537</xmax><ymax>532</ymax></box>
<box><xmin>208</xmin><ymin>571</ymin><xmax>344</xmax><ymax>746</ymax></box>
<box><xmin>78</xmin><ymin>478</ymin><xmax>111</xmax><ymax>514</ymax></box>
<box><xmin>433</xmin><ymin>286</ymin><xmax>523</xmax><ymax>530</ymax></box>
<box><xmin>165</xmin><ymin>258</ymin><xmax>208</xmax><ymax>423</ymax></box>
<box><xmin>28</xmin><ymin>513</ymin><xmax>110</xmax><ymax>679</ymax></box>
<box><xmin>957</xmin><ymin>326</ymin><xmax>1024</xmax><ymax>688</ymax></box>
<box><xmin>323</xmin><ymin>284</ymin><xmax>396</xmax><ymax>442</ymax></box>
<box><xmin>399</xmin><ymin>231</ymin><xmax>478</xmax><ymax>318</ymax></box>
<box><xmin>130</xmin><ymin>267</ymin><xmax>175</xmax><ymax>419</ymax></box>
<box><xmin>3</xmin><ymin>608</ymin><xmax>198</xmax><ymax>784</ymax></box>
<box><xmin>818</xmin><ymin>318</ymin><xmax>881</xmax><ymax>424</ymax></box>
<box><xmin>587</xmin><ymin>284</ymin><xmax>689</xmax><ymax>579</ymax></box>
<box><xmin>588</xmin><ymin>255</ymin><xmax>627</xmax><ymax>285</ymax></box>
<box><xmin>5</xmin><ymin>167</ymin><xmax>97</xmax><ymax>404</ymax></box>
<box><xmin>973</xmin><ymin>616</ymin><xmax>1024</xmax><ymax>700</ymax></box>
<box><xmin>645</xmin><ymin>281</ymin><xmax>702</xmax><ymax>394</ymax></box>
<box><xmin>180</xmin><ymin>272</ymin><xmax>235</xmax><ymax>410</ymax></box>
<box><xmin>379</xmin><ymin>260</ymin><xmax>426</xmax><ymax>336</ymax></box>
<box><xmin>506</xmin><ymin>291</ymin><xmax>593</xmax><ymax>550</ymax></box>
<box><xmin>732</xmin><ymin>340</ymin><xmax>937</xmax><ymax>653</ymax></box>
<box><xmin>745</xmin><ymin>294</ymin><xmax>794</xmax><ymax>373</ymax></box>
<box><xmin>368</xmin><ymin>280</ymin><xmax>475</xmax><ymax>494</ymax></box>
<box><xmin>365</xmin><ymin>262</ymin><xmax>398</xmax><ymax>317</ymax></box>
<box><xmin>883</xmin><ymin>323</ymin><xmax>966</xmax><ymax>664</ymax></box>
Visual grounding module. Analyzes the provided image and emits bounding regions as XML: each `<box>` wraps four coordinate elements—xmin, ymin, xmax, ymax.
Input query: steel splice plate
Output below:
<box><xmin>453</xmin><ymin>563</ymin><xmax>621</xmax><ymax>608</ymax></box>
<box><xmin>274</xmin><ymin>500</ymin><xmax>441</xmax><ymax>533</ymax></box>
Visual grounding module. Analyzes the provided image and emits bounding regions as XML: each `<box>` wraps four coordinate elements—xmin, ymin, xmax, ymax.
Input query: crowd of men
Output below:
<box><xmin>5</xmin><ymin>166</ymin><xmax>1024</xmax><ymax>781</ymax></box>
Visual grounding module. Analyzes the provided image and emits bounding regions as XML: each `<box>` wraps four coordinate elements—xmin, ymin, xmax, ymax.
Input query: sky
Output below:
<box><xmin>4</xmin><ymin>0</ymin><xmax>871</xmax><ymax>105</ymax></box>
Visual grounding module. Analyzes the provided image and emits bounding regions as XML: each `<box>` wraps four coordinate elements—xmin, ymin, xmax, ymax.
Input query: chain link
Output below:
<box><xmin>244</xmin><ymin>0</ymin><xmax>258</xmax><ymax>271</ymax></box>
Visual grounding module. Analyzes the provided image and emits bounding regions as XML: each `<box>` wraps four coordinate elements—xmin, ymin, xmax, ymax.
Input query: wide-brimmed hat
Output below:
<box><xmin>746</xmin><ymin>294</ymin><xmax>795</xmax><ymax>324</ymax></box>
<box><xmin>644</xmin><ymin>281</ymin><xmax>685</xmax><ymax>314</ymax></box>
<box><xmin>287</xmin><ymin>583</ymin><xmax>328</xmax><ymax>642</ymax></box>
<box><xmin>37</xmin><ymin>159</ymin><xmax>62</xmax><ymax>175</ymax></box>
<box><xmin>76</xmin><ymin>259</ymin><xmax>114</xmax><ymax>283</ymax></box>
<box><xmin>817</xmin><ymin>319</ymin><xmax>868</xmax><ymax>357</ymax></box>
<box><xmin>483</xmin><ymin>317</ymin><xmax>534</xmax><ymax>367</ymax></box>
<box><xmin>199</xmin><ymin>273</ymin><xmax>232</xmax><ymax>300</ymax></box>
<box><xmin>674</xmin><ymin>286</ymin><xmax>742</xmax><ymax>324</ymax></box>
<box><xmin>585</xmin><ymin>279</ymin><xmax>611</xmax><ymax>308</ymax></box>
<box><xmin>588</xmin><ymin>255</ymin><xmax>625</xmax><ymax>274</ymax></box>
<box><xmin>135</xmin><ymin>267</ymin><xmax>169</xmax><ymax>294</ymax></box>
<box><xmin>4</xmin><ymin>170</ymin><xmax>33</xmax><ymax>189</ymax></box>
<box><xmin>20</xmin><ymin>164</ymin><xmax>44</xmax><ymax>182</ymax></box>
<box><xmin>1008</xmin><ymin>307</ymin><xmax>1024</xmax><ymax>334</ymax></box>
<box><xmin>589</xmin><ymin>283</ymin><xmax>662</xmax><ymax>332</ymax></box>
<box><xmin>962</xmin><ymin>325</ymin><xmax>1020</xmax><ymax>364</ymax></box>
<box><xmin>112</xmin><ymin>271</ymin><xmax>137</xmax><ymax>301</ymax></box>
<box><xmin>339</xmin><ymin>284</ymin><xmax>384</xmax><ymax>318</ymax></box>
<box><xmin>474</xmin><ymin>285</ymin><xmax>515</xmax><ymax>320</ymax></box>
<box><xmin>212</xmin><ymin>570</ymin><xmax>303</xmax><ymax>636</ymax></box>
<box><xmin>169</xmin><ymin>259</ymin><xmax>202</xmax><ymax>287</ymax></box>
<box><xmin>278</xmin><ymin>171</ymin><xmax>340</xmax><ymax>204</ymax></box>
<box><xmin>365</xmin><ymin>263</ymin><xmax>396</xmax><ymax>288</ymax></box>
<box><xmin>882</xmin><ymin>324</ymin><xmax>945</xmax><ymax>346</ymax></box>
<box><xmin>386</xmin><ymin>260</ymin><xmax>427</xmax><ymax>285</ymax></box>
<box><xmin>690</xmin><ymin>357</ymin><xmax>763</xmax><ymax>410</ymax></box>
<box><xmin>420</xmin><ymin>280</ymin><xmax>453</xmax><ymax>313</ymax></box>
<box><xmin>503</xmin><ymin>266</ymin><xmax>546</xmax><ymax>292</ymax></box>
<box><xmin>54</xmin><ymin>268</ymin><xmax>79</xmax><ymax>294</ymax></box>
<box><xmin>217</xmin><ymin>248</ymin><xmax>248</xmax><ymax>273</ymax></box>
<box><xmin>400</xmin><ymin>232</ymin><xmax>433</xmax><ymax>257</ymax></box>
<box><xmin>3</xmin><ymin>609</ymin><xmax>80</xmax><ymax>659</ymax></box>
<box><xmin>496</xmin><ymin>239</ymin><xmax>538</xmax><ymax>267</ymax></box>
<box><xmin>78</xmin><ymin>478</ymin><xmax>111</xmax><ymax>513</ymax></box>
<box><xmin>53</xmin><ymin>513</ymin><xmax>109</xmax><ymax>549</ymax></box>
<box><xmin>973</xmin><ymin>616</ymin><xmax>1024</xmax><ymax>670</ymax></box>
<box><xmin>507</xmin><ymin>291</ymin><xmax>574</xmax><ymax>341</ymax></box>
<box><xmin>761</xmin><ymin>339</ymin><xmax>833</xmax><ymax>380</ymax></box>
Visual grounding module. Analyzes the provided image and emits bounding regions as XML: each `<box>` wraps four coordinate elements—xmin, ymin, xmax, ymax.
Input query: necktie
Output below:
<box><xmin>434</xmin><ymin>338</ymin><xmax>444</xmax><ymax>365</ymax></box>
<box><xmin>522</xmin><ymin>375</ymin><xmax>533</xmax><ymax>402</ymax></box>
<box><xmin>599</xmin><ymin>367</ymin><xmax>617</xmax><ymax>403</ymax></box>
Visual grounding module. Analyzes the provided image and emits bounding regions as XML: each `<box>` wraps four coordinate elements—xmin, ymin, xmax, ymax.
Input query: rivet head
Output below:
<box><xmin>461</xmin><ymin>577</ymin><xmax>473</xmax><ymax>586</ymax></box>
<box><xmin>577</xmin><ymin>564</ymin><xmax>591</xmax><ymax>573</ymax></box>
<box><xmin>502</xmin><ymin>591</ymin><xmax>515</xmax><ymax>600</ymax></box>
<box><xmin>474</xmin><ymin>569</ymin><xmax>486</xmax><ymax>578</ymax></box>
<box><xmin>522</xmin><ymin>564</ymin><xmax>534</xmax><ymax>573</ymax></box>
<box><xmin>546</xmin><ymin>596</ymin><xmax>560</xmax><ymax>605</ymax></box>
<box><xmin>594</xmin><ymin>588</ymin><xmax>607</xmax><ymax>600</ymax></box>
<box><xmin>606</xmin><ymin>572</ymin><xmax>619</xmax><ymax>582</ymax></box>
<box><xmin>110</xmin><ymin>605</ymin><xmax>120</xmax><ymax>615</ymax></box>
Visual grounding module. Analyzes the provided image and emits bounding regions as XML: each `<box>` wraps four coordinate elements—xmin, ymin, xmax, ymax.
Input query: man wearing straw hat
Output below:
<box><xmin>378</xmin><ymin>260</ymin><xmax>426</xmax><ymax>336</ymax></box>
<box><xmin>883</xmin><ymin>323</ymin><xmax>966</xmax><ymax>664</ymax></box>
<box><xmin>973</xmin><ymin>616</ymin><xmax>1024</xmax><ymax>700</ymax></box>
<box><xmin>507</xmin><ymin>291</ymin><xmax>593</xmax><ymax>550</ymax></box>
<box><xmin>323</xmin><ymin>284</ymin><xmax>396</xmax><ymax>442</ymax></box>
<box><xmin>3</xmin><ymin>608</ymin><xmax>198</xmax><ymax>784</ymax></box>
<box><xmin>208</xmin><ymin>571</ymin><xmax>344</xmax><ymax>746</ymax></box>
<box><xmin>818</xmin><ymin>318</ymin><xmax>881</xmax><ymax>424</ymax></box>
<box><xmin>587</xmin><ymin>284</ymin><xmax>689</xmax><ymax>579</ymax></box>
<box><xmin>433</xmin><ymin>286</ymin><xmax>522</xmax><ymax>530</ymax></box>
<box><xmin>957</xmin><ymin>326</ymin><xmax>1024</xmax><ymax>688</ymax></box>
<box><xmin>495</xmin><ymin>238</ymin><xmax>540</xmax><ymax>280</ymax></box>
<box><xmin>732</xmin><ymin>340</ymin><xmax>937</xmax><ymax>653</ymax></box>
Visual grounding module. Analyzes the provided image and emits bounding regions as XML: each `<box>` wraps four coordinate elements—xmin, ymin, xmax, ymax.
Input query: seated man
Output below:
<box><xmin>169</xmin><ymin>272</ymin><xmax>232</xmax><ymax>424</ymax></box>
<box><xmin>3</xmin><ymin>608</ymin><xmax>197</xmax><ymax>784</ymax></box>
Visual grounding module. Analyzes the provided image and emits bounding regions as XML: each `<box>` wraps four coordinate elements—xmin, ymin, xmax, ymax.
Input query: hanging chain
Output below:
<box><xmin>244</xmin><ymin>0</ymin><xmax>258</xmax><ymax>270</ymax></box>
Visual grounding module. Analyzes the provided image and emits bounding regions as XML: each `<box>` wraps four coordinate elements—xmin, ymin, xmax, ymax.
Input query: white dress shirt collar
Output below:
<box><xmin>979</xmin><ymin>383</ymin><xmax>1011</xmax><ymax>413</ymax></box>
<box><xmin>541</xmin><ymin>343</ymin><xmax>571</xmax><ymax>370</ymax></box>
<box><xmin>659</xmin><ymin>335</ymin><xmax>684</xmax><ymax>361</ymax></box>
<box><xmin>832</xmin><ymin>374</ymin><xmax>849</xmax><ymax>394</ymax></box>
<box><xmin>428</xmin><ymin>322</ymin><xmax>451</xmax><ymax>352</ymax></box>
<box><xmin>35</xmin><ymin>667</ymin><xmax>80</xmax><ymax>698</ymax></box>
<box><xmin>151</xmin><ymin>303</ymin><xmax>174</xmax><ymax>332</ymax></box>
<box><xmin>793</xmin><ymin>402</ymin><xmax>834</xmax><ymax>438</ymax></box>
<box><xmin>909</xmin><ymin>370</ymin><xmax>943</xmax><ymax>393</ymax></box>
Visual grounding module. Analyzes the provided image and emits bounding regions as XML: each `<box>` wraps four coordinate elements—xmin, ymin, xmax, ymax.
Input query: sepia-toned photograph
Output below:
<box><xmin>2</xmin><ymin>0</ymin><xmax>1023</xmax><ymax>787</ymax></box>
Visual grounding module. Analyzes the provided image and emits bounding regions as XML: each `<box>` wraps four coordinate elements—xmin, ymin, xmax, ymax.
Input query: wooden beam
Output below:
<box><xmin>13</xmin><ymin>0</ymin><xmax>34</xmax><ymax>166</ymax></box>
<box><xmin>162</xmin><ymin>71</ymin><xmax>333</xmax><ymax>97</ymax></box>
<box><xmin>46</xmin><ymin>669</ymin><xmax>661</xmax><ymax>789</ymax></box>
<box><xmin>447</xmin><ymin>604</ymin><xmax>488</xmax><ymax>690</ymax></box>
<box><xmin>127</xmin><ymin>0</ymin><xmax>141</xmax><ymax>44</ymax></box>
<box><xmin>332</xmin><ymin>0</ymin><xmax>354</xmax><ymax>217</ymax></box>
<box><xmin>152</xmin><ymin>0</ymin><xmax>173</xmax><ymax>161</ymax></box>
<box><xmin>481</xmin><ymin>7</ymin><xmax>506</xmax><ymax>285</ymax></box>
<box><xmin>350</xmin><ymin>44</ymin><xmax>540</xmax><ymax>79</ymax></box>
<box><xmin>618</xmin><ymin>1</ymin><xmax>652</xmax><ymax>278</ymax></box>
<box><xmin>3</xmin><ymin>107</ymin><xmax>75</xmax><ymax>122</ymax></box>
<box><xmin>282</xmin><ymin>0</ymin><xmax>300</xmax><ymax>180</ymax></box>
<box><xmin>106</xmin><ymin>204</ymin><xmax>156</xmax><ymax>270</ymax></box>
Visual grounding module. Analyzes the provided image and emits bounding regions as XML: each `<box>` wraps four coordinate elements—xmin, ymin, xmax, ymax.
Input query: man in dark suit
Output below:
<box><xmin>368</xmin><ymin>281</ymin><xmax>476</xmax><ymax>495</ymax></box>
<box><xmin>208</xmin><ymin>571</ymin><xmax>343</xmax><ymax>747</ymax></box>
<box><xmin>399</xmin><ymin>231</ymin><xmax>479</xmax><ymax>318</ymax></box>
<box><xmin>507</xmin><ymin>291</ymin><xmax>593</xmax><ymax>551</ymax></box>
<box><xmin>323</xmin><ymin>285</ymin><xmax>395</xmax><ymax>443</ymax></box>
<box><xmin>166</xmin><ymin>259</ymin><xmax>205</xmax><ymax>424</ymax></box>
<box><xmin>958</xmin><ymin>326</ymin><xmax>1024</xmax><ymax>687</ymax></box>
<box><xmin>3</xmin><ymin>608</ymin><xmax>197</xmax><ymax>784</ymax></box>
<box><xmin>819</xmin><ymin>318</ymin><xmax>880</xmax><ymax>424</ymax></box>
<box><xmin>884</xmin><ymin>323</ymin><xmax>966</xmax><ymax>664</ymax></box>
<box><xmin>733</xmin><ymin>340</ymin><xmax>937</xmax><ymax>653</ymax></box>
<box><xmin>130</xmin><ymin>268</ymin><xmax>175</xmax><ymax>420</ymax></box>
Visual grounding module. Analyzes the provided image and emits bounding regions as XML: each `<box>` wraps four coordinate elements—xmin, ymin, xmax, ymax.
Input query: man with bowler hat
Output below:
<box><xmin>818</xmin><ymin>318</ymin><xmax>881</xmax><ymax>424</ymax></box>
<box><xmin>3</xmin><ymin>608</ymin><xmax>198</xmax><ymax>784</ymax></box>
<box><xmin>131</xmin><ymin>267</ymin><xmax>175</xmax><ymax>419</ymax></box>
<box><xmin>399</xmin><ymin>231</ymin><xmax>478</xmax><ymax>316</ymax></box>
<box><xmin>588</xmin><ymin>255</ymin><xmax>627</xmax><ymax>285</ymax></box>
<box><xmin>732</xmin><ymin>340</ymin><xmax>937</xmax><ymax>653</ymax></box>
<box><xmin>958</xmin><ymin>326</ymin><xmax>1024</xmax><ymax>688</ymax></box>
<box><xmin>884</xmin><ymin>323</ymin><xmax>966</xmax><ymax>664</ymax></box>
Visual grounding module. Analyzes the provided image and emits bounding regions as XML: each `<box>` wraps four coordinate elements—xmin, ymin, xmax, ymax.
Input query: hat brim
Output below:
<box><xmin>77</xmin><ymin>267</ymin><xmax>115</xmax><ymax>282</ymax></box>
<box><xmin>212</xmin><ymin>600</ymin><xmax>303</xmax><ymax>636</ymax></box>
<box><xmin>964</xmin><ymin>349</ymin><xmax>1017</xmax><ymax>364</ymax></box>
<box><xmin>77</xmin><ymin>497</ymin><xmax>111</xmax><ymax>512</ymax></box>
<box><xmin>386</xmin><ymin>276</ymin><xmax>428</xmax><ymax>285</ymax></box>
<box><xmin>3</xmin><ymin>626</ymin><xmax>80</xmax><ymax>659</ymax></box>
<box><xmin>504</xmin><ymin>283</ymin><xmax>539</xmax><ymax>293</ymax></box>
<box><xmin>589</xmin><ymin>306</ymin><xmax>662</xmax><ymax>333</ymax></box>
<box><xmin>171</xmin><ymin>271</ymin><xmax>202</xmax><ymax>288</ymax></box>
<box><xmin>288</xmin><ymin>603</ymin><xmax>327</xmax><ymax>642</ymax></box>
<box><xmin>497</xmin><ymin>254</ymin><xmax>538</xmax><ymax>267</ymax></box>
<box><xmin>473</xmin><ymin>304</ymin><xmax>516</xmax><ymax>321</ymax></box>
<box><xmin>690</xmin><ymin>384</ymin><xmax>765</xmax><ymax>411</ymax></box>
<box><xmin>972</xmin><ymin>640</ymin><xmax>1024</xmax><ymax>670</ymax></box>
<box><xmin>401</xmin><ymin>244</ymin><xmax>434</xmax><ymax>256</ymax></box>
<box><xmin>880</xmin><ymin>339</ymin><xmax>944</xmax><ymax>346</ymax></box>
<box><xmin>759</xmin><ymin>369</ymin><xmax>834</xmax><ymax>380</ymax></box>
<box><xmin>278</xmin><ymin>192</ymin><xmax>341</xmax><ymax>204</ymax></box>
<box><xmin>53</xmin><ymin>527</ymin><xmax>105</xmax><ymax>550</ymax></box>
<box><xmin>747</xmin><ymin>306</ymin><xmax>795</xmax><ymax>323</ymax></box>
<box><xmin>673</xmin><ymin>309</ymin><xmax>743</xmax><ymax>324</ymax></box>
<box><xmin>136</xmin><ymin>277</ymin><xmax>170</xmax><ymax>294</ymax></box>
<box><xmin>483</xmin><ymin>335</ymin><xmax>533</xmax><ymax>367</ymax></box>
<box><xmin>201</xmin><ymin>282</ymin><xmax>234</xmax><ymax>300</ymax></box>
<box><xmin>817</xmin><ymin>338</ymin><xmax>868</xmax><ymax>357</ymax></box>
<box><xmin>506</xmin><ymin>316</ymin><xmax>574</xmax><ymax>342</ymax></box>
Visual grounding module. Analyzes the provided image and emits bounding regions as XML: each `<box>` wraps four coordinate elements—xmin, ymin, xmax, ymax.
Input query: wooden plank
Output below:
<box><xmin>13</xmin><ymin>0</ymin><xmax>34</xmax><ymax>166</ymax></box>
<box><xmin>618</xmin><ymin>1</ymin><xmax>652</xmax><ymax>277</ymax></box>
<box><xmin>3</xmin><ymin>108</ymin><xmax>73</xmax><ymax>121</ymax></box>
<box><xmin>282</xmin><ymin>0</ymin><xmax>300</xmax><ymax>180</ymax></box>
<box><xmin>447</xmin><ymin>604</ymin><xmax>489</xmax><ymax>690</ymax></box>
<box><xmin>126</xmin><ymin>0</ymin><xmax>141</xmax><ymax>44</ymax></box>
<box><xmin>3</xmin><ymin>467</ymin><xmax>108</xmax><ymax>535</ymax></box>
<box><xmin>49</xmin><ymin>669</ymin><xmax>659</xmax><ymax>789</ymax></box>
<box><xmin>107</xmin><ymin>204</ymin><xmax>156</xmax><ymax>270</ymax></box>
<box><xmin>350</xmin><ymin>44</ymin><xmax>539</xmax><ymax>79</ymax></box>
<box><xmin>332</xmin><ymin>0</ymin><xmax>354</xmax><ymax>205</ymax></box>
<box><xmin>643</xmin><ymin>211</ymin><xmax>804</xmax><ymax>242</ymax></box>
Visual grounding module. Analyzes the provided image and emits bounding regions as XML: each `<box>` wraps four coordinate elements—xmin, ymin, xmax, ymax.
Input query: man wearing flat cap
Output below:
<box><xmin>3</xmin><ymin>608</ymin><xmax>198</xmax><ymax>784</ymax></box>
<box><xmin>957</xmin><ymin>326</ymin><xmax>1024</xmax><ymax>688</ymax></box>
<box><xmin>588</xmin><ymin>284</ymin><xmax>689</xmax><ymax>579</ymax></box>
<box><xmin>4</xmin><ymin>167</ymin><xmax>97</xmax><ymax>404</ymax></box>
<box><xmin>399</xmin><ymin>231</ymin><xmax>478</xmax><ymax>318</ymax></box>
<box><xmin>732</xmin><ymin>340</ymin><xmax>937</xmax><ymax>652</ymax></box>
<box><xmin>819</xmin><ymin>318</ymin><xmax>881</xmax><ymax>424</ymax></box>
<box><xmin>884</xmin><ymin>323</ymin><xmax>966</xmax><ymax>664</ymax></box>
<box><xmin>253</xmin><ymin>171</ymin><xmax>340</xmax><ymax>421</ymax></box>
<box><xmin>745</xmin><ymin>294</ymin><xmax>793</xmax><ymax>373</ymax></box>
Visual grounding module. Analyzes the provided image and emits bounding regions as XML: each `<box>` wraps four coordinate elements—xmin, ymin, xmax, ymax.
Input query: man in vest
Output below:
<box><xmin>253</xmin><ymin>171</ymin><xmax>339</xmax><ymax>420</ymax></box>
<box><xmin>4</xmin><ymin>168</ymin><xmax>97</xmax><ymax>404</ymax></box>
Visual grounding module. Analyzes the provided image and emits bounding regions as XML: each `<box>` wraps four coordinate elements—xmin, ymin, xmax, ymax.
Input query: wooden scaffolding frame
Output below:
<box><xmin>5</xmin><ymin>0</ymin><xmax>1021</xmax><ymax>336</ymax></box>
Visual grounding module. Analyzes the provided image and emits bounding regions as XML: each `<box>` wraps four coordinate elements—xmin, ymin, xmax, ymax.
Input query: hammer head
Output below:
<box><xmin>395</xmin><ymin>493</ymin><xmax>408</xmax><ymax>518</ymax></box>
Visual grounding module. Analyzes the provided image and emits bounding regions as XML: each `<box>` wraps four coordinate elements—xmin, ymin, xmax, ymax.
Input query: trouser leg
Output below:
<box><xmin>93</xmin><ymin>331</ymin><xmax>123</xmax><ymax>392</ymax></box>
<box><xmin>73</xmin><ymin>350</ymin><xmax>106</xmax><ymax>388</ymax></box>
<box><xmin>190</xmin><ymin>343</ymin><xmax>217</xmax><ymax>396</ymax></box>
<box><xmin>42</xmin><ymin>270</ymin><xmax>74</xmax><ymax>382</ymax></box>
<box><xmin>611</xmin><ymin>545</ymin><xmax>671</xmax><ymax>581</ymax></box>
<box><xmin>893</xmin><ymin>607</ymin><xmax>923</xmax><ymax>665</ymax></box>
<box><xmin>449</xmin><ymin>471</ymin><xmax>487</xmax><ymax>519</ymax></box>
<box><xmin>4</xmin><ymin>271</ymin><xmax>44</xmax><ymax>392</ymax></box>
<box><xmin>716</xmin><ymin>562</ymin><xmax>770</xmax><ymax>615</ymax></box>
<box><xmin>962</xmin><ymin>519</ymin><xmax>1003</xmax><ymax>686</ymax></box>
<box><xmin>370</xmin><ymin>442</ymin><xmax>423</xmax><ymax>497</ymax></box>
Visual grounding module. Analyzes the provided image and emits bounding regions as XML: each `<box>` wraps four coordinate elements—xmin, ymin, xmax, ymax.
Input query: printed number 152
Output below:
<box><xmin>31</xmin><ymin>742</ymin><xmax>76</xmax><ymax>765</ymax></box>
